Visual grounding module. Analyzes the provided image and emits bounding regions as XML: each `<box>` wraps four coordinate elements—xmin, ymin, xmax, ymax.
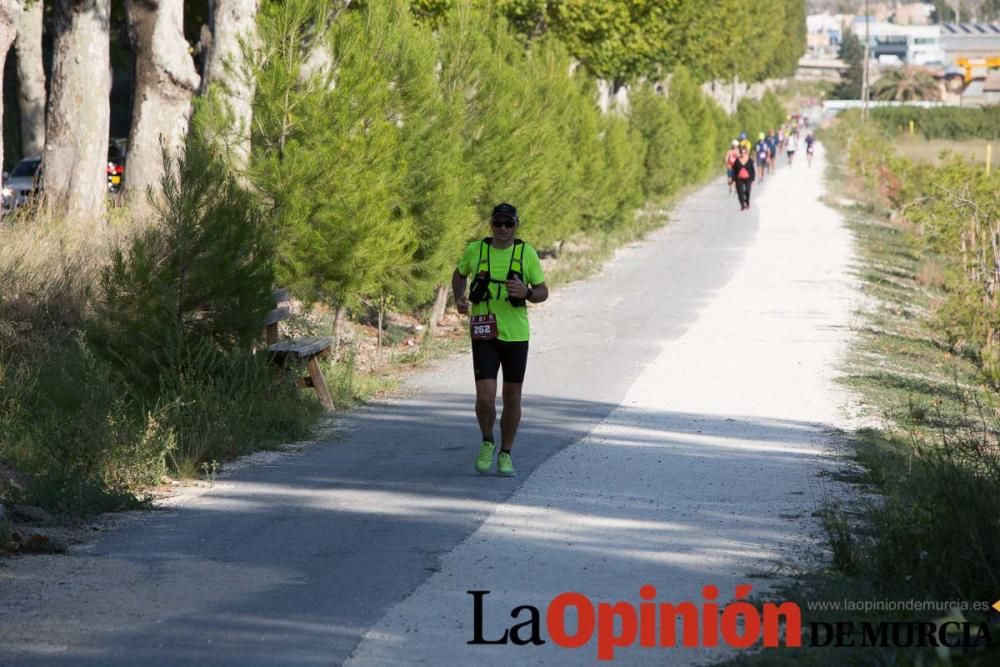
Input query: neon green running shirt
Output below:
<box><xmin>457</xmin><ymin>239</ymin><xmax>545</xmax><ymax>342</ymax></box>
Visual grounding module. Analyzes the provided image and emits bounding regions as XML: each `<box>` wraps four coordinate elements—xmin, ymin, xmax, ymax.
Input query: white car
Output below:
<box><xmin>2</xmin><ymin>156</ymin><xmax>42</xmax><ymax>210</ymax></box>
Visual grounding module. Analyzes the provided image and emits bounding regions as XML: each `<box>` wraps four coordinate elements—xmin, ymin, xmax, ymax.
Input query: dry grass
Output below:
<box><xmin>0</xmin><ymin>214</ymin><xmax>124</xmax><ymax>362</ymax></box>
<box><xmin>891</xmin><ymin>135</ymin><xmax>995</xmax><ymax>167</ymax></box>
<box><xmin>0</xmin><ymin>204</ymin><xmax>326</xmax><ymax>514</ymax></box>
<box><xmin>916</xmin><ymin>257</ymin><xmax>946</xmax><ymax>289</ymax></box>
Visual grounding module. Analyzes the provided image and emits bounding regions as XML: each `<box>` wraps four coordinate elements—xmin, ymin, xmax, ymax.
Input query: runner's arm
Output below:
<box><xmin>528</xmin><ymin>282</ymin><xmax>548</xmax><ymax>304</ymax></box>
<box><xmin>452</xmin><ymin>269</ymin><xmax>469</xmax><ymax>314</ymax></box>
<box><xmin>506</xmin><ymin>275</ymin><xmax>547</xmax><ymax>303</ymax></box>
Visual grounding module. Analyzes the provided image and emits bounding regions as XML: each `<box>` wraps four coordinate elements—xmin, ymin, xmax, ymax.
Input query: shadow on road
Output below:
<box><xmin>4</xmin><ymin>392</ymin><xmax>839</xmax><ymax>666</ymax></box>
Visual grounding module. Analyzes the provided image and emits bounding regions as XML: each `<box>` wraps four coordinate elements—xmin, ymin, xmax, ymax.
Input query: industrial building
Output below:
<box><xmin>940</xmin><ymin>23</ymin><xmax>1000</xmax><ymax>61</ymax></box>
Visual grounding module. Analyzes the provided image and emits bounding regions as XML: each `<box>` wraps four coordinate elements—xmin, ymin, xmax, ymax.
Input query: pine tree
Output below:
<box><xmin>89</xmin><ymin>137</ymin><xmax>275</xmax><ymax>394</ymax></box>
<box><xmin>387</xmin><ymin>1</ymin><xmax>478</xmax><ymax>308</ymax></box>
<box><xmin>670</xmin><ymin>66</ymin><xmax>719</xmax><ymax>184</ymax></box>
<box><xmin>244</xmin><ymin>0</ymin><xmax>417</xmax><ymax>310</ymax></box>
<box><xmin>629</xmin><ymin>84</ymin><xmax>685</xmax><ymax>198</ymax></box>
<box><xmin>835</xmin><ymin>30</ymin><xmax>865</xmax><ymax>100</ymax></box>
<box><xmin>437</xmin><ymin>3</ymin><xmax>570</xmax><ymax>247</ymax></box>
<box><xmin>597</xmin><ymin>115</ymin><xmax>645</xmax><ymax>231</ymax></box>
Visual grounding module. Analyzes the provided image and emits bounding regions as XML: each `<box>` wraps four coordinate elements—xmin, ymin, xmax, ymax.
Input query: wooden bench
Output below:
<box><xmin>265</xmin><ymin>289</ymin><xmax>335</xmax><ymax>411</ymax></box>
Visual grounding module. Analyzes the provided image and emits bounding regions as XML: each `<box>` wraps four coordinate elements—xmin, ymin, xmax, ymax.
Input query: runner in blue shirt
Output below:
<box><xmin>805</xmin><ymin>132</ymin><xmax>816</xmax><ymax>168</ymax></box>
<box><xmin>754</xmin><ymin>133</ymin><xmax>770</xmax><ymax>184</ymax></box>
<box><xmin>766</xmin><ymin>129</ymin><xmax>779</xmax><ymax>173</ymax></box>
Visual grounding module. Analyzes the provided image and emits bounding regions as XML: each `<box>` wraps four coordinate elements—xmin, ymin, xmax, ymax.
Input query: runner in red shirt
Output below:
<box><xmin>724</xmin><ymin>139</ymin><xmax>739</xmax><ymax>195</ymax></box>
<box><xmin>731</xmin><ymin>146</ymin><xmax>756</xmax><ymax>211</ymax></box>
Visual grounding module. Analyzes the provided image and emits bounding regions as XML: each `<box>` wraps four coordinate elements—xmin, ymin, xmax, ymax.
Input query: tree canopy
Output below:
<box><xmin>872</xmin><ymin>67</ymin><xmax>942</xmax><ymax>102</ymax></box>
<box><xmin>412</xmin><ymin>0</ymin><xmax>806</xmax><ymax>85</ymax></box>
<box><xmin>184</xmin><ymin>0</ymin><xmax>794</xmax><ymax>314</ymax></box>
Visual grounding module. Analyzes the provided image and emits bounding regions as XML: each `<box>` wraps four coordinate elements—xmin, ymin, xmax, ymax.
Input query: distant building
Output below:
<box><xmin>940</xmin><ymin>23</ymin><xmax>1000</xmax><ymax>63</ymax></box>
<box><xmin>807</xmin><ymin>31</ymin><xmax>833</xmax><ymax>54</ymax></box>
<box><xmin>892</xmin><ymin>2</ymin><xmax>933</xmax><ymax>26</ymax></box>
<box><xmin>805</xmin><ymin>9</ymin><xmax>961</xmax><ymax>64</ymax></box>
<box><xmin>806</xmin><ymin>12</ymin><xmax>848</xmax><ymax>57</ymax></box>
<box><xmin>853</xmin><ymin>20</ymin><xmax>945</xmax><ymax>66</ymax></box>
<box><xmin>984</xmin><ymin>72</ymin><xmax>1000</xmax><ymax>105</ymax></box>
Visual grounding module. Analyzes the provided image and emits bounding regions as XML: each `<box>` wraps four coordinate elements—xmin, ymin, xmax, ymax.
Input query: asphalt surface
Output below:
<box><xmin>0</xmin><ymin>144</ymin><xmax>854</xmax><ymax>665</ymax></box>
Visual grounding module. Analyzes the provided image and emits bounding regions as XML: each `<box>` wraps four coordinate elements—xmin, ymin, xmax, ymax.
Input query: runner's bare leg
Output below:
<box><xmin>475</xmin><ymin>379</ymin><xmax>497</xmax><ymax>439</ymax></box>
<box><xmin>500</xmin><ymin>382</ymin><xmax>523</xmax><ymax>451</ymax></box>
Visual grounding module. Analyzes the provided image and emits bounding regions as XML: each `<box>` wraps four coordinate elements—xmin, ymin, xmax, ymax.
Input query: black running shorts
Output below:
<box><xmin>472</xmin><ymin>339</ymin><xmax>529</xmax><ymax>383</ymax></box>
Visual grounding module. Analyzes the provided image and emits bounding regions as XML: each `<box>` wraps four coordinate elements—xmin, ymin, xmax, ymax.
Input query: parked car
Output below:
<box><xmin>2</xmin><ymin>156</ymin><xmax>42</xmax><ymax>210</ymax></box>
<box><xmin>3</xmin><ymin>141</ymin><xmax>128</xmax><ymax>211</ymax></box>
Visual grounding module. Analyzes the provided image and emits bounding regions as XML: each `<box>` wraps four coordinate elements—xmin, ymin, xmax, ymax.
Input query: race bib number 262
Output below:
<box><xmin>470</xmin><ymin>314</ymin><xmax>498</xmax><ymax>341</ymax></box>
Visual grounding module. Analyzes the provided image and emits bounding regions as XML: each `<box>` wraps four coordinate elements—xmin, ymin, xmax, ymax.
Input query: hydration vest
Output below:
<box><xmin>473</xmin><ymin>237</ymin><xmax>526</xmax><ymax>306</ymax></box>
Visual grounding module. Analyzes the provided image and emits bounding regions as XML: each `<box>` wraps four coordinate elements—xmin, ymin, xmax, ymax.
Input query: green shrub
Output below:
<box><xmin>45</xmin><ymin>135</ymin><xmax>318</xmax><ymax>507</ymax></box>
<box><xmin>871</xmin><ymin>105</ymin><xmax>1000</xmax><ymax>140</ymax></box>
<box><xmin>734</xmin><ymin>92</ymin><xmax>786</xmax><ymax>147</ymax></box>
<box><xmin>863</xmin><ymin>432</ymin><xmax>1000</xmax><ymax>601</ymax></box>
<box><xmin>0</xmin><ymin>342</ymin><xmax>168</xmax><ymax>514</ymax></box>
<box><xmin>86</xmin><ymin>135</ymin><xmax>322</xmax><ymax>480</ymax></box>
<box><xmin>828</xmin><ymin>115</ymin><xmax>1000</xmax><ymax>604</ymax></box>
<box><xmin>320</xmin><ymin>351</ymin><xmax>395</xmax><ymax>410</ymax></box>
<box><xmin>88</xmin><ymin>137</ymin><xmax>276</xmax><ymax>397</ymax></box>
<box><xmin>669</xmin><ymin>66</ymin><xmax>717</xmax><ymax>184</ymax></box>
<box><xmin>157</xmin><ymin>344</ymin><xmax>317</xmax><ymax>477</ymax></box>
<box><xmin>592</xmin><ymin>114</ymin><xmax>645</xmax><ymax>232</ymax></box>
<box><xmin>629</xmin><ymin>84</ymin><xmax>687</xmax><ymax>198</ymax></box>
<box><xmin>0</xmin><ymin>337</ymin><xmax>317</xmax><ymax>513</ymax></box>
<box><xmin>819</xmin><ymin>504</ymin><xmax>862</xmax><ymax>576</ymax></box>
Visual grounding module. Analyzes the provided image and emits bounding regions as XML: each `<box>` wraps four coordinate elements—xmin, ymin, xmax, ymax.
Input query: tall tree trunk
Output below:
<box><xmin>204</xmin><ymin>0</ymin><xmax>258</xmax><ymax>172</ymax></box>
<box><xmin>125</xmin><ymin>0</ymin><xmax>199</xmax><ymax>208</ymax></box>
<box><xmin>14</xmin><ymin>0</ymin><xmax>43</xmax><ymax>157</ymax></box>
<box><xmin>596</xmin><ymin>79</ymin><xmax>611</xmax><ymax>114</ymax></box>
<box><xmin>45</xmin><ymin>0</ymin><xmax>112</xmax><ymax>224</ymax></box>
<box><xmin>730</xmin><ymin>73</ymin><xmax>738</xmax><ymax>115</ymax></box>
<box><xmin>428</xmin><ymin>284</ymin><xmax>448</xmax><ymax>337</ymax></box>
<box><xmin>195</xmin><ymin>0</ymin><xmax>214</xmax><ymax>94</ymax></box>
<box><xmin>0</xmin><ymin>2</ymin><xmax>18</xmax><ymax>221</ymax></box>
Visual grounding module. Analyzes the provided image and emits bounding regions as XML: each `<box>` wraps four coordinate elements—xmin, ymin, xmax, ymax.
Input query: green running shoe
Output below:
<box><xmin>475</xmin><ymin>440</ymin><xmax>496</xmax><ymax>474</ymax></box>
<box><xmin>497</xmin><ymin>450</ymin><xmax>515</xmax><ymax>477</ymax></box>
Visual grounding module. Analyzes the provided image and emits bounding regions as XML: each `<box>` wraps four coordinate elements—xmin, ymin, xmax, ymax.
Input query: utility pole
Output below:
<box><xmin>861</xmin><ymin>0</ymin><xmax>871</xmax><ymax>118</ymax></box>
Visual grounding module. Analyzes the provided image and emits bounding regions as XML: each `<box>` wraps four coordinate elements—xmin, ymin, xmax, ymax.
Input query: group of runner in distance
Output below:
<box><xmin>724</xmin><ymin>116</ymin><xmax>815</xmax><ymax>211</ymax></box>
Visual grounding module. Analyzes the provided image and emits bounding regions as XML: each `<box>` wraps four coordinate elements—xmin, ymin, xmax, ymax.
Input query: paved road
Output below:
<box><xmin>0</xmin><ymin>144</ymin><xmax>855</xmax><ymax>665</ymax></box>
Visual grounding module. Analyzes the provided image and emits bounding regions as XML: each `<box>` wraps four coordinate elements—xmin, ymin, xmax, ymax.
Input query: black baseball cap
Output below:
<box><xmin>491</xmin><ymin>202</ymin><xmax>518</xmax><ymax>223</ymax></box>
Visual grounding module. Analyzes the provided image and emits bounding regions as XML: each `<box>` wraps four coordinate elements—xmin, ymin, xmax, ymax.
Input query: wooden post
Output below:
<box><xmin>306</xmin><ymin>356</ymin><xmax>335</xmax><ymax>411</ymax></box>
<box><xmin>987</xmin><ymin>144</ymin><xmax>993</xmax><ymax>177</ymax></box>
<box><xmin>377</xmin><ymin>294</ymin><xmax>384</xmax><ymax>350</ymax></box>
<box><xmin>909</xmin><ymin>119</ymin><xmax>914</xmax><ymax>136</ymax></box>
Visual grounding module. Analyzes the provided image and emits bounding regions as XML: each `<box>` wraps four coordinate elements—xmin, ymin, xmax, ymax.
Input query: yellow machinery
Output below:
<box><xmin>956</xmin><ymin>56</ymin><xmax>1000</xmax><ymax>84</ymax></box>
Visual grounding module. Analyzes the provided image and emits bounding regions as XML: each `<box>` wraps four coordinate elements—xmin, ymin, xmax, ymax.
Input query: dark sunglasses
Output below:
<box><xmin>491</xmin><ymin>218</ymin><xmax>516</xmax><ymax>229</ymax></box>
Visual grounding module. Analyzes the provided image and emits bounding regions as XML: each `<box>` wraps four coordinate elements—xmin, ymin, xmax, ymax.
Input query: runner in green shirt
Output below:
<box><xmin>452</xmin><ymin>203</ymin><xmax>548</xmax><ymax>476</ymax></box>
